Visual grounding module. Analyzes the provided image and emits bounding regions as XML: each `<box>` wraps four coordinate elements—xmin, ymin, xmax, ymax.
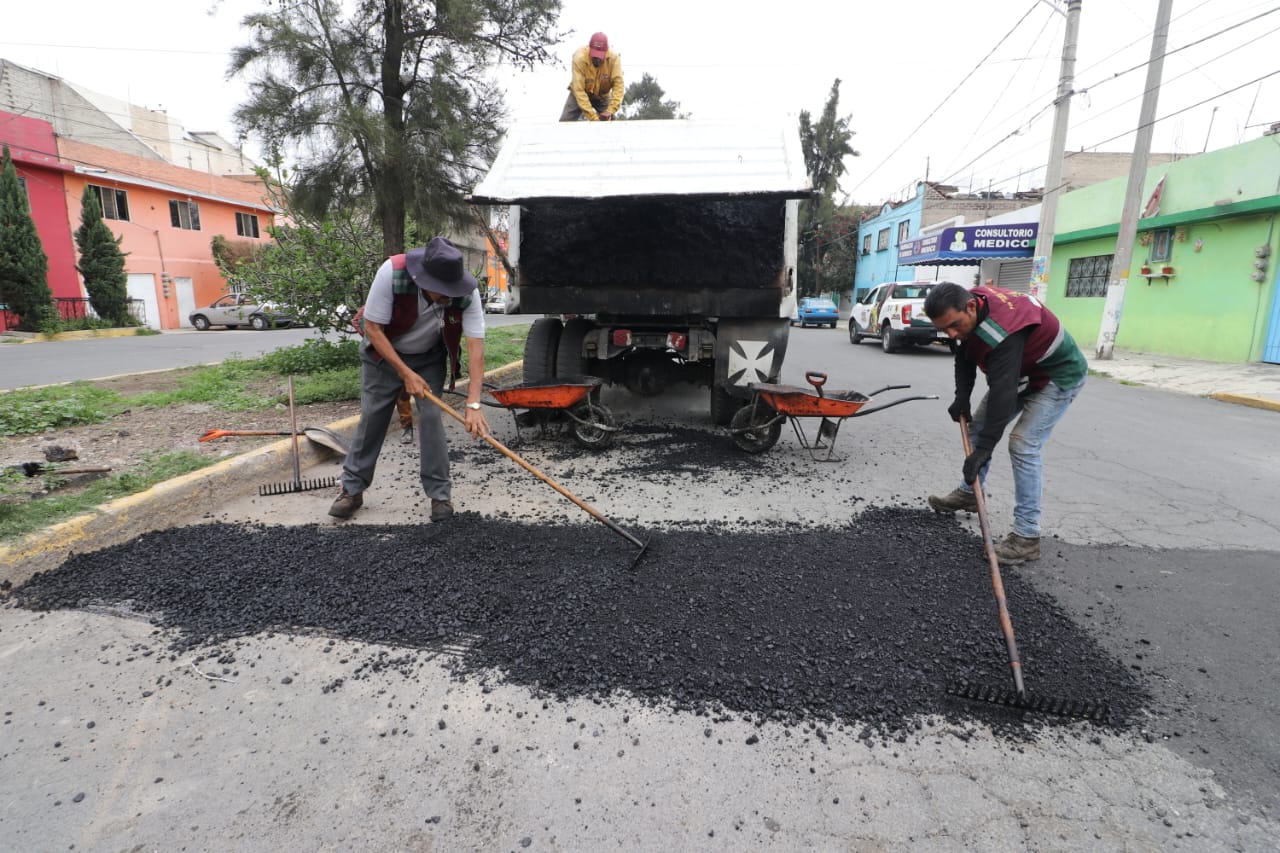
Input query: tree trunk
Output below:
<box><xmin>379</xmin><ymin>0</ymin><xmax>408</xmax><ymax>257</ymax></box>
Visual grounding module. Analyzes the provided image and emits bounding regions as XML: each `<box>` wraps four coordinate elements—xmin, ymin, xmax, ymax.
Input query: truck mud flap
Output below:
<box><xmin>714</xmin><ymin>318</ymin><xmax>790</xmax><ymax>400</ymax></box>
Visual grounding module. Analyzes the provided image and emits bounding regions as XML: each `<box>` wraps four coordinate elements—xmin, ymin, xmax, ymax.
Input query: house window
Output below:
<box><xmin>1065</xmin><ymin>254</ymin><xmax>1113</xmax><ymax>298</ymax></box>
<box><xmin>861</xmin><ymin>234</ymin><xmax>871</xmax><ymax>255</ymax></box>
<box><xmin>169</xmin><ymin>200</ymin><xmax>202</xmax><ymax>231</ymax></box>
<box><xmin>1148</xmin><ymin>228</ymin><xmax>1173</xmax><ymax>263</ymax></box>
<box><xmin>876</xmin><ymin>228</ymin><xmax>890</xmax><ymax>251</ymax></box>
<box><xmin>89</xmin><ymin>184</ymin><xmax>130</xmax><ymax>221</ymax></box>
<box><xmin>17</xmin><ymin>176</ymin><xmax>28</xmax><ymax>197</ymax></box>
<box><xmin>235</xmin><ymin>212</ymin><xmax>261</xmax><ymax>238</ymax></box>
<box><xmin>897</xmin><ymin>220</ymin><xmax>910</xmax><ymax>245</ymax></box>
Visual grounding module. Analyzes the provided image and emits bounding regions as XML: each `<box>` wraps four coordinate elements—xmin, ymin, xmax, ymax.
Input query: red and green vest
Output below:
<box><xmin>357</xmin><ymin>254</ymin><xmax>472</xmax><ymax>390</ymax></box>
<box><xmin>962</xmin><ymin>285</ymin><xmax>1087</xmax><ymax>394</ymax></box>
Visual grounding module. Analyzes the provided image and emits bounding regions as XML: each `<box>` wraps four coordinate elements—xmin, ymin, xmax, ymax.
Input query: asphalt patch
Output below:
<box><xmin>9</xmin><ymin>507</ymin><xmax>1149</xmax><ymax>737</ymax></box>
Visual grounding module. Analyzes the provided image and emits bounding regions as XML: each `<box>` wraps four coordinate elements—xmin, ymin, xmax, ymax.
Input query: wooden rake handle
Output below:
<box><xmin>959</xmin><ymin>417</ymin><xmax>1026</xmax><ymax>698</ymax></box>
<box><xmin>416</xmin><ymin>387</ymin><xmax>646</xmax><ymax>550</ymax></box>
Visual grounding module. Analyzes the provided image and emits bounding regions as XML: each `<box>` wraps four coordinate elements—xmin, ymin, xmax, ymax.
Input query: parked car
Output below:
<box><xmin>794</xmin><ymin>297</ymin><xmax>839</xmax><ymax>328</ymax></box>
<box><xmin>848</xmin><ymin>281</ymin><xmax>950</xmax><ymax>352</ymax></box>
<box><xmin>189</xmin><ymin>295</ymin><xmax>295</xmax><ymax>331</ymax></box>
<box><xmin>485</xmin><ymin>291</ymin><xmax>509</xmax><ymax>314</ymax></box>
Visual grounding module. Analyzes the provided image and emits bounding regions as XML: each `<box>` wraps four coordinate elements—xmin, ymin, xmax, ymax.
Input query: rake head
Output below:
<box><xmin>946</xmin><ymin>679</ymin><xmax>1111</xmax><ymax>723</ymax></box>
<box><xmin>258</xmin><ymin>476</ymin><xmax>338</xmax><ymax>497</ymax></box>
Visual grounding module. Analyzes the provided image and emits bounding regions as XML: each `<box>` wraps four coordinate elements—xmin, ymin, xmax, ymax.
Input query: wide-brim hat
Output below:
<box><xmin>405</xmin><ymin>237</ymin><xmax>477</xmax><ymax>297</ymax></box>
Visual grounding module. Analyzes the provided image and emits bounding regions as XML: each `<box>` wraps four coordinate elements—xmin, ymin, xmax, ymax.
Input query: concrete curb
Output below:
<box><xmin>1208</xmin><ymin>392</ymin><xmax>1280</xmax><ymax>413</ymax></box>
<box><xmin>0</xmin><ymin>360</ymin><xmax>525</xmax><ymax>589</ymax></box>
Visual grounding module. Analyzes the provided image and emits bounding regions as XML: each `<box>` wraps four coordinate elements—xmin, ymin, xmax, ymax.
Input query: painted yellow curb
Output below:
<box><xmin>40</xmin><ymin>327</ymin><xmax>146</xmax><ymax>342</ymax></box>
<box><xmin>1208</xmin><ymin>392</ymin><xmax>1280</xmax><ymax>413</ymax></box>
<box><xmin>0</xmin><ymin>360</ymin><xmax>525</xmax><ymax>589</ymax></box>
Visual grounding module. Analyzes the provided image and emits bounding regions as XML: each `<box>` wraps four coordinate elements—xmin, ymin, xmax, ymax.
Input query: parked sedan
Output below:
<box><xmin>795</xmin><ymin>297</ymin><xmax>839</xmax><ymax>328</ymax></box>
<box><xmin>485</xmin><ymin>292</ymin><xmax>509</xmax><ymax>314</ymax></box>
<box><xmin>189</xmin><ymin>295</ymin><xmax>295</xmax><ymax>331</ymax></box>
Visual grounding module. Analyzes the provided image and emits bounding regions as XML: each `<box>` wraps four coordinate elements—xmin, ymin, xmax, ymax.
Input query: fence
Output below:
<box><xmin>0</xmin><ymin>298</ymin><xmax>147</xmax><ymax>331</ymax></box>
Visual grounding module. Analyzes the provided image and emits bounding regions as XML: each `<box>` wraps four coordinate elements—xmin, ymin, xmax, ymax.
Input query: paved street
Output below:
<box><xmin>0</xmin><ymin>314</ymin><xmax>532</xmax><ymax>390</ymax></box>
<box><xmin>2</xmin><ymin>323</ymin><xmax>1278</xmax><ymax>850</ymax></box>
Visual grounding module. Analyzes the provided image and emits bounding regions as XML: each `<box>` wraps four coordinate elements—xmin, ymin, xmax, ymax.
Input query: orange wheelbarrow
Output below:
<box><xmin>483</xmin><ymin>377</ymin><xmax>620</xmax><ymax>451</ymax></box>
<box><xmin>729</xmin><ymin>371</ymin><xmax>937</xmax><ymax>461</ymax></box>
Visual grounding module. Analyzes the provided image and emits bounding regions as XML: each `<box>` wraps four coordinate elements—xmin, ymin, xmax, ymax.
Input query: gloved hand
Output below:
<box><xmin>947</xmin><ymin>396</ymin><xmax>971</xmax><ymax>423</ymax></box>
<box><xmin>963</xmin><ymin>446</ymin><xmax>992</xmax><ymax>485</ymax></box>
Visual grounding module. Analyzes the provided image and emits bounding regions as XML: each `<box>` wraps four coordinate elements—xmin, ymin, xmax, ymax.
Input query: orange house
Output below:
<box><xmin>56</xmin><ymin>138</ymin><xmax>274</xmax><ymax>330</ymax></box>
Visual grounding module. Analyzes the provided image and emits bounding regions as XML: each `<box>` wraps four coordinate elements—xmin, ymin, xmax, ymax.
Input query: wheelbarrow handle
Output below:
<box><xmin>415</xmin><ymin>388</ymin><xmax>647</xmax><ymax>552</ymax></box>
<box><xmin>805</xmin><ymin>371</ymin><xmax>828</xmax><ymax>394</ymax></box>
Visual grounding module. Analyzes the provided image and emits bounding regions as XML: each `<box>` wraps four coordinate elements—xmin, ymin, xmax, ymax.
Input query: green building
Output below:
<box><xmin>1045</xmin><ymin>133</ymin><xmax>1280</xmax><ymax>364</ymax></box>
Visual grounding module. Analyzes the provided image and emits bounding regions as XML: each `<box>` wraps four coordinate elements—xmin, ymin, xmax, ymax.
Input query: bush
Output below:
<box><xmin>259</xmin><ymin>338</ymin><xmax>361</xmax><ymax>375</ymax></box>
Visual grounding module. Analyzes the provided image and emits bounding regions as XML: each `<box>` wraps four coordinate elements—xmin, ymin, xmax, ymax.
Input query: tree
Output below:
<box><xmin>0</xmin><ymin>145</ymin><xmax>55</xmax><ymax>331</ymax></box>
<box><xmin>618</xmin><ymin>73</ymin><xmax>687</xmax><ymax>120</ymax></box>
<box><xmin>74</xmin><ymin>186</ymin><xmax>131</xmax><ymax>325</ymax></box>
<box><xmin>229</xmin><ymin>0</ymin><xmax>563</xmax><ymax>258</ymax></box>
<box><xmin>213</xmin><ymin>170</ymin><xmax>384</xmax><ymax>336</ymax></box>
<box><xmin>797</xmin><ymin>79</ymin><xmax>859</xmax><ymax>296</ymax></box>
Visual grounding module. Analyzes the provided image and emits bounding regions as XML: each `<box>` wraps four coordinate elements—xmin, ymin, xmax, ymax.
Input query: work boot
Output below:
<box><xmin>400</xmin><ymin>426</ymin><xmax>414</xmax><ymax>445</ymax></box>
<box><xmin>430</xmin><ymin>499</ymin><xmax>454</xmax><ymax>523</ymax></box>
<box><xmin>994</xmin><ymin>532</ymin><xmax>1040</xmax><ymax>566</ymax></box>
<box><xmin>927</xmin><ymin>487</ymin><xmax>978</xmax><ymax>514</ymax></box>
<box><xmin>328</xmin><ymin>489</ymin><xmax>363</xmax><ymax>519</ymax></box>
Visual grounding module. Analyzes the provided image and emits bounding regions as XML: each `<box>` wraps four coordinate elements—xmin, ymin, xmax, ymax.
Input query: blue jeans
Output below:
<box><xmin>959</xmin><ymin>379</ymin><xmax>1085</xmax><ymax>538</ymax></box>
<box><xmin>341</xmin><ymin>346</ymin><xmax>450</xmax><ymax>501</ymax></box>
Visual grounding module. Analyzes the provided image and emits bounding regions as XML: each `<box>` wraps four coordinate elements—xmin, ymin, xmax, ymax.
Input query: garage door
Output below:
<box><xmin>126</xmin><ymin>274</ymin><xmax>161</xmax><ymax>330</ymax></box>
<box><xmin>996</xmin><ymin>260</ymin><xmax>1033</xmax><ymax>294</ymax></box>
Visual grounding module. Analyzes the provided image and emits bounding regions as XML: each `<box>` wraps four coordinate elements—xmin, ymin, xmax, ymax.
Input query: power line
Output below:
<box><xmin>847</xmin><ymin>0</ymin><xmax>1044</xmax><ymax>195</ymax></box>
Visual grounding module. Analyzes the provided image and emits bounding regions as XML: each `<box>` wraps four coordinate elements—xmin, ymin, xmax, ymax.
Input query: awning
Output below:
<box><xmin>898</xmin><ymin>223</ymin><xmax>1038</xmax><ymax>266</ymax></box>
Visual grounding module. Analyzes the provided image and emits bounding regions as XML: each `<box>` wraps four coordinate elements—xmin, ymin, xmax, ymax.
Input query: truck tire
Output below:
<box><xmin>710</xmin><ymin>382</ymin><xmax>743</xmax><ymax>426</ymax></box>
<box><xmin>881</xmin><ymin>322</ymin><xmax>900</xmax><ymax>354</ymax></box>
<box><xmin>524</xmin><ymin>318</ymin><xmax>562</xmax><ymax>383</ymax></box>
<box><xmin>556</xmin><ymin>318</ymin><xmax>593</xmax><ymax>380</ymax></box>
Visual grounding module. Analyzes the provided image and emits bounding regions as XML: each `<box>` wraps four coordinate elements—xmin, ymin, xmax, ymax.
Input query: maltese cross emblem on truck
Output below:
<box><xmin>727</xmin><ymin>339</ymin><xmax>776</xmax><ymax>386</ymax></box>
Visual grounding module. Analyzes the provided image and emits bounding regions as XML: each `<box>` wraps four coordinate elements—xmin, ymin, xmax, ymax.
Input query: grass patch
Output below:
<box><xmin>293</xmin><ymin>367</ymin><xmax>362</xmax><ymax>404</ymax></box>
<box><xmin>0</xmin><ymin>450</ymin><xmax>215</xmax><ymax>542</ymax></box>
<box><xmin>470</xmin><ymin>323</ymin><xmax>529</xmax><ymax>375</ymax></box>
<box><xmin>0</xmin><ymin>384</ymin><xmax>125</xmax><ymax>435</ymax></box>
<box><xmin>129</xmin><ymin>358</ymin><xmax>273</xmax><ymax>411</ymax></box>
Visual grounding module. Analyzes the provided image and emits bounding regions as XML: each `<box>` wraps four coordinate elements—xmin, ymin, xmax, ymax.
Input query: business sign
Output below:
<box><xmin>898</xmin><ymin>223</ymin><xmax>1039</xmax><ymax>266</ymax></box>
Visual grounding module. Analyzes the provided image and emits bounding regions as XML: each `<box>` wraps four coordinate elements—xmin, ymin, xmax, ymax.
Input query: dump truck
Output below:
<box><xmin>469</xmin><ymin>119</ymin><xmax>813</xmax><ymax>424</ymax></box>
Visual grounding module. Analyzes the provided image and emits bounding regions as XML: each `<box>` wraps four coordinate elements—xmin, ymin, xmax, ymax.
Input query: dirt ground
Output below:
<box><xmin>0</xmin><ymin>370</ymin><xmax>360</xmax><ymax>504</ymax></box>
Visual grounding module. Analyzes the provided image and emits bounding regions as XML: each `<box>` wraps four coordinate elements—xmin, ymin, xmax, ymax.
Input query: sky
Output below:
<box><xmin>3</xmin><ymin>0</ymin><xmax>1277</xmax><ymax>205</ymax></box>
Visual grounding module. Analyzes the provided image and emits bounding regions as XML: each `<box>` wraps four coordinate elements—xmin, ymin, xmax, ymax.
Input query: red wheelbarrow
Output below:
<box><xmin>482</xmin><ymin>377</ymin><xmax>620</xmax><ymax>451</ymax></box>
<box><xmin>729</xmin><ymin>371</ymin><xmax>937</xmax><ymax>461</ymax></box>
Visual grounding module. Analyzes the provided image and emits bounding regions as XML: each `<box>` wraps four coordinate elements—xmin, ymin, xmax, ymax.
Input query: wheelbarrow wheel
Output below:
<box><xmin>571</xmin><ymin>403</ymin><xmax>617</xmax><ymax>451</ymax></box>
<box><xmin>730</xmin><ymin>404</ymin><xmax>781</xmax><ymax>454</ymax></box>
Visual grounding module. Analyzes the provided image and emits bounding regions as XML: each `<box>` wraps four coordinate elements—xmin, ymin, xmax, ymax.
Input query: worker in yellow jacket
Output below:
<box><xmin>559</xmin><ymin>32</ymin><xmax>624</xmax><ymax>122</ymax></box>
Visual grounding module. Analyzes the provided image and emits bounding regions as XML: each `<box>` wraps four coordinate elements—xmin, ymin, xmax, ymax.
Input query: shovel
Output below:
<box><xmin>416</xmin><ymin>386</ymin><xmax>650</xmax><ymax>569</ymax></box>
<box><xmin>199</xmin><ymin>426</ymin><xmax>349</xmax><ymax>456</ymax></box>
<box><xmin>9</xmin><ymin>462</ymin><xmax>112</xmax><ymax>478</ymax></box>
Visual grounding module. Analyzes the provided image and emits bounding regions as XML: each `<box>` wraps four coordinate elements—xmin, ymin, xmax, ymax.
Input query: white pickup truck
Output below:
<box><xmin>848</xmin><ymin>281</ymin><xmax>953</xmax><ymax>353</ymax></box>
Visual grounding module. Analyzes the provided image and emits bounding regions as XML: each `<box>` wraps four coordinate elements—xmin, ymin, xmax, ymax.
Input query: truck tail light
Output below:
<box><xmin>667</xmin><ymin>332</ymin><xmax>687</xmax><ymax>351</ymax></box>
<box><xmin>901</xmin><ymin>304</ymin><xmax>913</xmax><ymax>325</ymax></box>
<box><xmin>611</xmin><ymin>329</ymin><xmax>632</xmax><ymax>347</ymax></box>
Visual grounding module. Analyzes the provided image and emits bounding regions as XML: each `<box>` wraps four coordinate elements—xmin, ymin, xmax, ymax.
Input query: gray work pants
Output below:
<box><xmin>340</xmin><ymin>345</ymin><xmax>450</xmax><ymax>501</ymax></box>
<box><xmin>560</xmin><ymin>90</ymin><xmax>608</xmax><ymax>121</ymax></box>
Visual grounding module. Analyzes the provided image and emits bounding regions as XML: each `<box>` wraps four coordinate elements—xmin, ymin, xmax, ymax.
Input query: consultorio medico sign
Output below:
<box><xmin>898</xmin><ymin>223</ymin><xmax>1038</xmax><ymax>265</ymax></box>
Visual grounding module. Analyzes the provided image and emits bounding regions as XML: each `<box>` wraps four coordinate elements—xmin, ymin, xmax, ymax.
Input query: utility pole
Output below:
<box><xmin>1031</xmin><ymin>0</ymin><xmax>1081</xmax><ymax>304</ymax></box>
<box><xmin>1096</xmin><ymin>0</ymin><xmax>1173</xmax><ymax>360</ymax></box>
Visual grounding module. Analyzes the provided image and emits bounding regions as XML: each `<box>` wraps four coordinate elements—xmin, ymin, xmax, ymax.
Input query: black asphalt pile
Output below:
<box><xmin>10</xmin><ymin>507</ymin><xmax>1148</xmax><ymax>736</ymax></box>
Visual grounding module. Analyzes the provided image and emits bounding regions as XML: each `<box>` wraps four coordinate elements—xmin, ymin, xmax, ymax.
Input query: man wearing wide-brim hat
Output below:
<box><xmin>330</xmin><ymin>237</ymin><xmax>490</xmax><ymax>522</ymax></box>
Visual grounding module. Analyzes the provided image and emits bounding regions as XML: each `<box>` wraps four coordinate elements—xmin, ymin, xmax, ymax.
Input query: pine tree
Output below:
<box><xmin>0</xmin><ymin>144</ymin><xmax>55</xmax><ymax>331</ymax></box>
<box><xmin>75</xmin><ymin>186</ymin><xmax>131</xmax><ymax>325</ymax></box>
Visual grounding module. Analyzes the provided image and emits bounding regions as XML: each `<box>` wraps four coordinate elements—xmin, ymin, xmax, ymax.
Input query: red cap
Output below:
<box><xmin>588</xmin><ymin>32</ymin><xmax>609</xmax><ymax>59</ymax></box>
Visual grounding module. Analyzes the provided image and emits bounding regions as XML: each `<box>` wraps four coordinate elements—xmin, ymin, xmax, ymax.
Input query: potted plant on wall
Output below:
<box><xmin>1140</xmin><ymin>263</ymin><xmax>1152</xmax><ymax>276</ymax></box>
<box><xmin>1161</xmin><ymin>265</ymin><xmax>1174</xmax><ymax>275</ymax></box>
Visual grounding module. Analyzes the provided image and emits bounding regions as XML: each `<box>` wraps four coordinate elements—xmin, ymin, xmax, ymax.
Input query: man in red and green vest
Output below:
<box><xmin>330</xmin><ymin>237</ymin><xmax>490</xmax><ymax>522</ymax></box>
<box><xmin>924</xmin><ymin>281</ymin><xmax>1087</xmax><ymax>566</ymax></box>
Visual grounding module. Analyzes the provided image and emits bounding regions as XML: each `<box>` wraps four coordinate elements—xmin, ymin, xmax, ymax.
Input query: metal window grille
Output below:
<box><xmin>1065</xmin><ymin>254</ymin><xmax>1113</xmax><ymax>298</ymax></box>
